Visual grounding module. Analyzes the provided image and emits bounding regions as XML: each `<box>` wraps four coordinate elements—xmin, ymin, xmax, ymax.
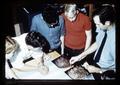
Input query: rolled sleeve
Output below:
<box><xmin>84</xmin><ymin>16</ymin><xmax>91</xmax><ymax>31</ymax></box>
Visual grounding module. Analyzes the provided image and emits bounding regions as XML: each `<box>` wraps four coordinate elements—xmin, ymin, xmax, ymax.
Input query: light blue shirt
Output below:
<box><xmin>30</xmin><ymin>14</ymin><xmax>65</xmax><ymax>49</ymax></box>
<box><xmin>94</xmin><ymin>24</ymin><xmax>115</xmax><ymax>70</ymax></box>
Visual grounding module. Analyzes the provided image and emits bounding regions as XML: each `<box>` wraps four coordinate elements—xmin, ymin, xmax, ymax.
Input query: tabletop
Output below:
<box><xmin>12</xmin><ymin>51</ymin><xmax>94</xmax><ymax>80</ymax></box>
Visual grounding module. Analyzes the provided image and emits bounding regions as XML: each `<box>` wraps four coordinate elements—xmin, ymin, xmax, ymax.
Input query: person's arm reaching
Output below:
<box><xmin>82</xmin><ymin>62</ymin><xmax>115</xmax><ymax>74</ymax></box>
<box><xmin>60</xmin><ymin>36</ymin><xmax>64</xmax><ymax>55</ymax></box>
<box><xmin>60</xmin><ymin>16</ymin><xmax>65</xmax><ymax>55</ymax></box>
<box><xmin>70</xmin><ymin>42</ymin><xmax>98</xmax><ymax>64</ymax></box>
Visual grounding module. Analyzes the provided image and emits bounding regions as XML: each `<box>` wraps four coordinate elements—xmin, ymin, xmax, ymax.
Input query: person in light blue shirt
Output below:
<box><xmin>94</xmin><ymin>24</ymin><xmax>115</xmax><ymax>69</ymax></box>
<box><xmin>30</xmin><ymin>4</ymin><xmax>65</xmax><ymax>54</ymax></box>
<box><xmin>69</xmin><ymin>5</ymin><xmax>116</xmax><ymax>80</ymax></box>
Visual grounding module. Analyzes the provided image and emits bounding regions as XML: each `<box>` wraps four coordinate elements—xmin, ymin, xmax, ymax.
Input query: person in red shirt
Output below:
<box><xmin>62</xmin><ymin>4</ymin><xmax>92</xmax><ymax>60</ymax></box>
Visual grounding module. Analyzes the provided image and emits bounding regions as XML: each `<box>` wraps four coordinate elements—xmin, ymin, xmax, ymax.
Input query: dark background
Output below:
<box><xmin>4</xmin><ymin>0</ymin><xmax>116</xmax><ymax>36</ymax></box>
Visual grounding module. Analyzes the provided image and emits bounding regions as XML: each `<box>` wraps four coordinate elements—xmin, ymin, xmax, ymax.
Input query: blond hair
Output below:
<box><xmin>64</xmin><ymin>4</ymin><xmax>77</xmax><ymax>12</ymax></box>
<box><xmin>5</xmin><ymin>36</ymin><xmax>19</xmax><ymax>54</ymax></box>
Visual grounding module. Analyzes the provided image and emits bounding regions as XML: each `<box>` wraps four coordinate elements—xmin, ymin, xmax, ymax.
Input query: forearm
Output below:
<box><xmin>60</xmin><ymin>36</ymin><xmax>64</xmax><ymax>54</ymax></box>
<box><xmin>78</xmin><ymin>42</ymin><xmax>97</xmax><ymax>60</ymax></box>
<box><xmin>14</xmin><ymin>65</ymin><xmax>37</xmax><ymax>71</ymax></box>
<box><xmin>100</xmin><ymin>66</ymin><xmax>116</xmax><ymax>73</ymax></box>
<box><xmin>94</xmin><ymin>67</ymin><xmax>115</xmax><ymax>74</ymax></box>
<box><xmin>18</xmin><ymin>58</ymin><xmax>43</xmax><ymax>71</ymax></box>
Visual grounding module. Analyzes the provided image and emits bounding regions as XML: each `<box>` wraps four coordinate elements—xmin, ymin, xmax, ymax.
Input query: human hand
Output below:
<box><xmin>86</xmin><ymin>65</ymin><xmax>102</xmax><ymax>73</ymax></box>
<box><xmin>37</xmin><ymin>65</ymin><xmax>49</xmax><ymax>75</ymax></box>
<box><xmin>82</xmin><ymin>62</ymin><xmax>89</xmax><ymax>69</ymax></box>
<box><xmin>69</xmin><ymin>54</ymin><xmax>85</xmax><ymax>65</ymax></box>
<box><xmin>69</xmin><ymin>56</ymin><xmax>80</xmax><ymax>65</ymax></box>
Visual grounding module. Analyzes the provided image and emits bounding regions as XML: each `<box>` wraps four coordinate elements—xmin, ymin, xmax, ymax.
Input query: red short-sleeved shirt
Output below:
<box><xmin>62</xmin><ymin>13</ymin><xmax>91</xmax><ymax>49</ymax></box>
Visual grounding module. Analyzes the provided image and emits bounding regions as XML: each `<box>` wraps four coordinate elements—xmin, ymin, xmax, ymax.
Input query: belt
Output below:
<box><xmin>49</xmin><ymin>45</ymin><xmax>61</xmax><ymax>53</ymax></box>
<box><xmin>65</xmin><ymin>46</ymin><xmax>84</xmax><ymax>52</ymax></box>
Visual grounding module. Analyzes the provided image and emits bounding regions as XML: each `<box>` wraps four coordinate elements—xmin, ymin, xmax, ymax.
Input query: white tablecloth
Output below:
<box><xmin>13</xmin><ymin>58</ymin><xmax>71</xmax><ymax>80</ymax></box>
<box><xmin>11</xmin><ymin>51</ymin><xmax>95</xmax><ymax>80</ymax></box>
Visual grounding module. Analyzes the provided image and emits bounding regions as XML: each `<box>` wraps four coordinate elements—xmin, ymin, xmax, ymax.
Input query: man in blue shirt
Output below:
<box><xmin>69</xmin><ymin>5</ymin><xmax>116</xmax><ymax>80</ymax></box>
<box><xmin>30</xmin><ymin>4</ymin><xmax>64</xmax><ymax>54</ymax></box>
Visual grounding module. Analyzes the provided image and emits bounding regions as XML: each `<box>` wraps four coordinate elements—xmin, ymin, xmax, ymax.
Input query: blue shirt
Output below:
<box><xmin>30</xmin><ymin>14</ymin><xmax>65</xmax><ymax>49</ymax></box>
<box><xmin>94</xmin><ymin>24</ymin><xmax>115</xmax><ymax>69</ymax></box>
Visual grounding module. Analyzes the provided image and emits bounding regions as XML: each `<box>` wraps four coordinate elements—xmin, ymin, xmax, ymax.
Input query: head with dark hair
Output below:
<box><xmin>93</xmin><ymin>5</ymin><xmax>116</xmax><ymax>25</ymax></box>
<box><xmin>25</xmin><ymin>31</ymin><xmax>50</xmax><ymax>53</ymax></box>
<box><xmin>42</xmin><ymin>4</ymin><xmax>59</xmax><ymax>26</ymax></box>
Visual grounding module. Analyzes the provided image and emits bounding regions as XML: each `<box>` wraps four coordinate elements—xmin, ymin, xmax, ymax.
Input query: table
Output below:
<box><xmin>13</xmin><ymin>51</ymin><xmax>72</xmax><ymax>79</ymax></box>
<box><xmin>12</xmin><ymin>51</ymin><xmax>95</xmax><ymax>80</ymax></box>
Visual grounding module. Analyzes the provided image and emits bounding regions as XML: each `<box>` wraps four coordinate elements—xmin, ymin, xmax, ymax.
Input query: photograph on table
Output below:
<box><xmin>65</xmin><ymin>64</ymin><xmax>89</xmax><ymax>80</ymax></box>
<box><xmin>52</xmin><ymin>55</ymin><xmax>70</xmax><ymax>68</ymax></box>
